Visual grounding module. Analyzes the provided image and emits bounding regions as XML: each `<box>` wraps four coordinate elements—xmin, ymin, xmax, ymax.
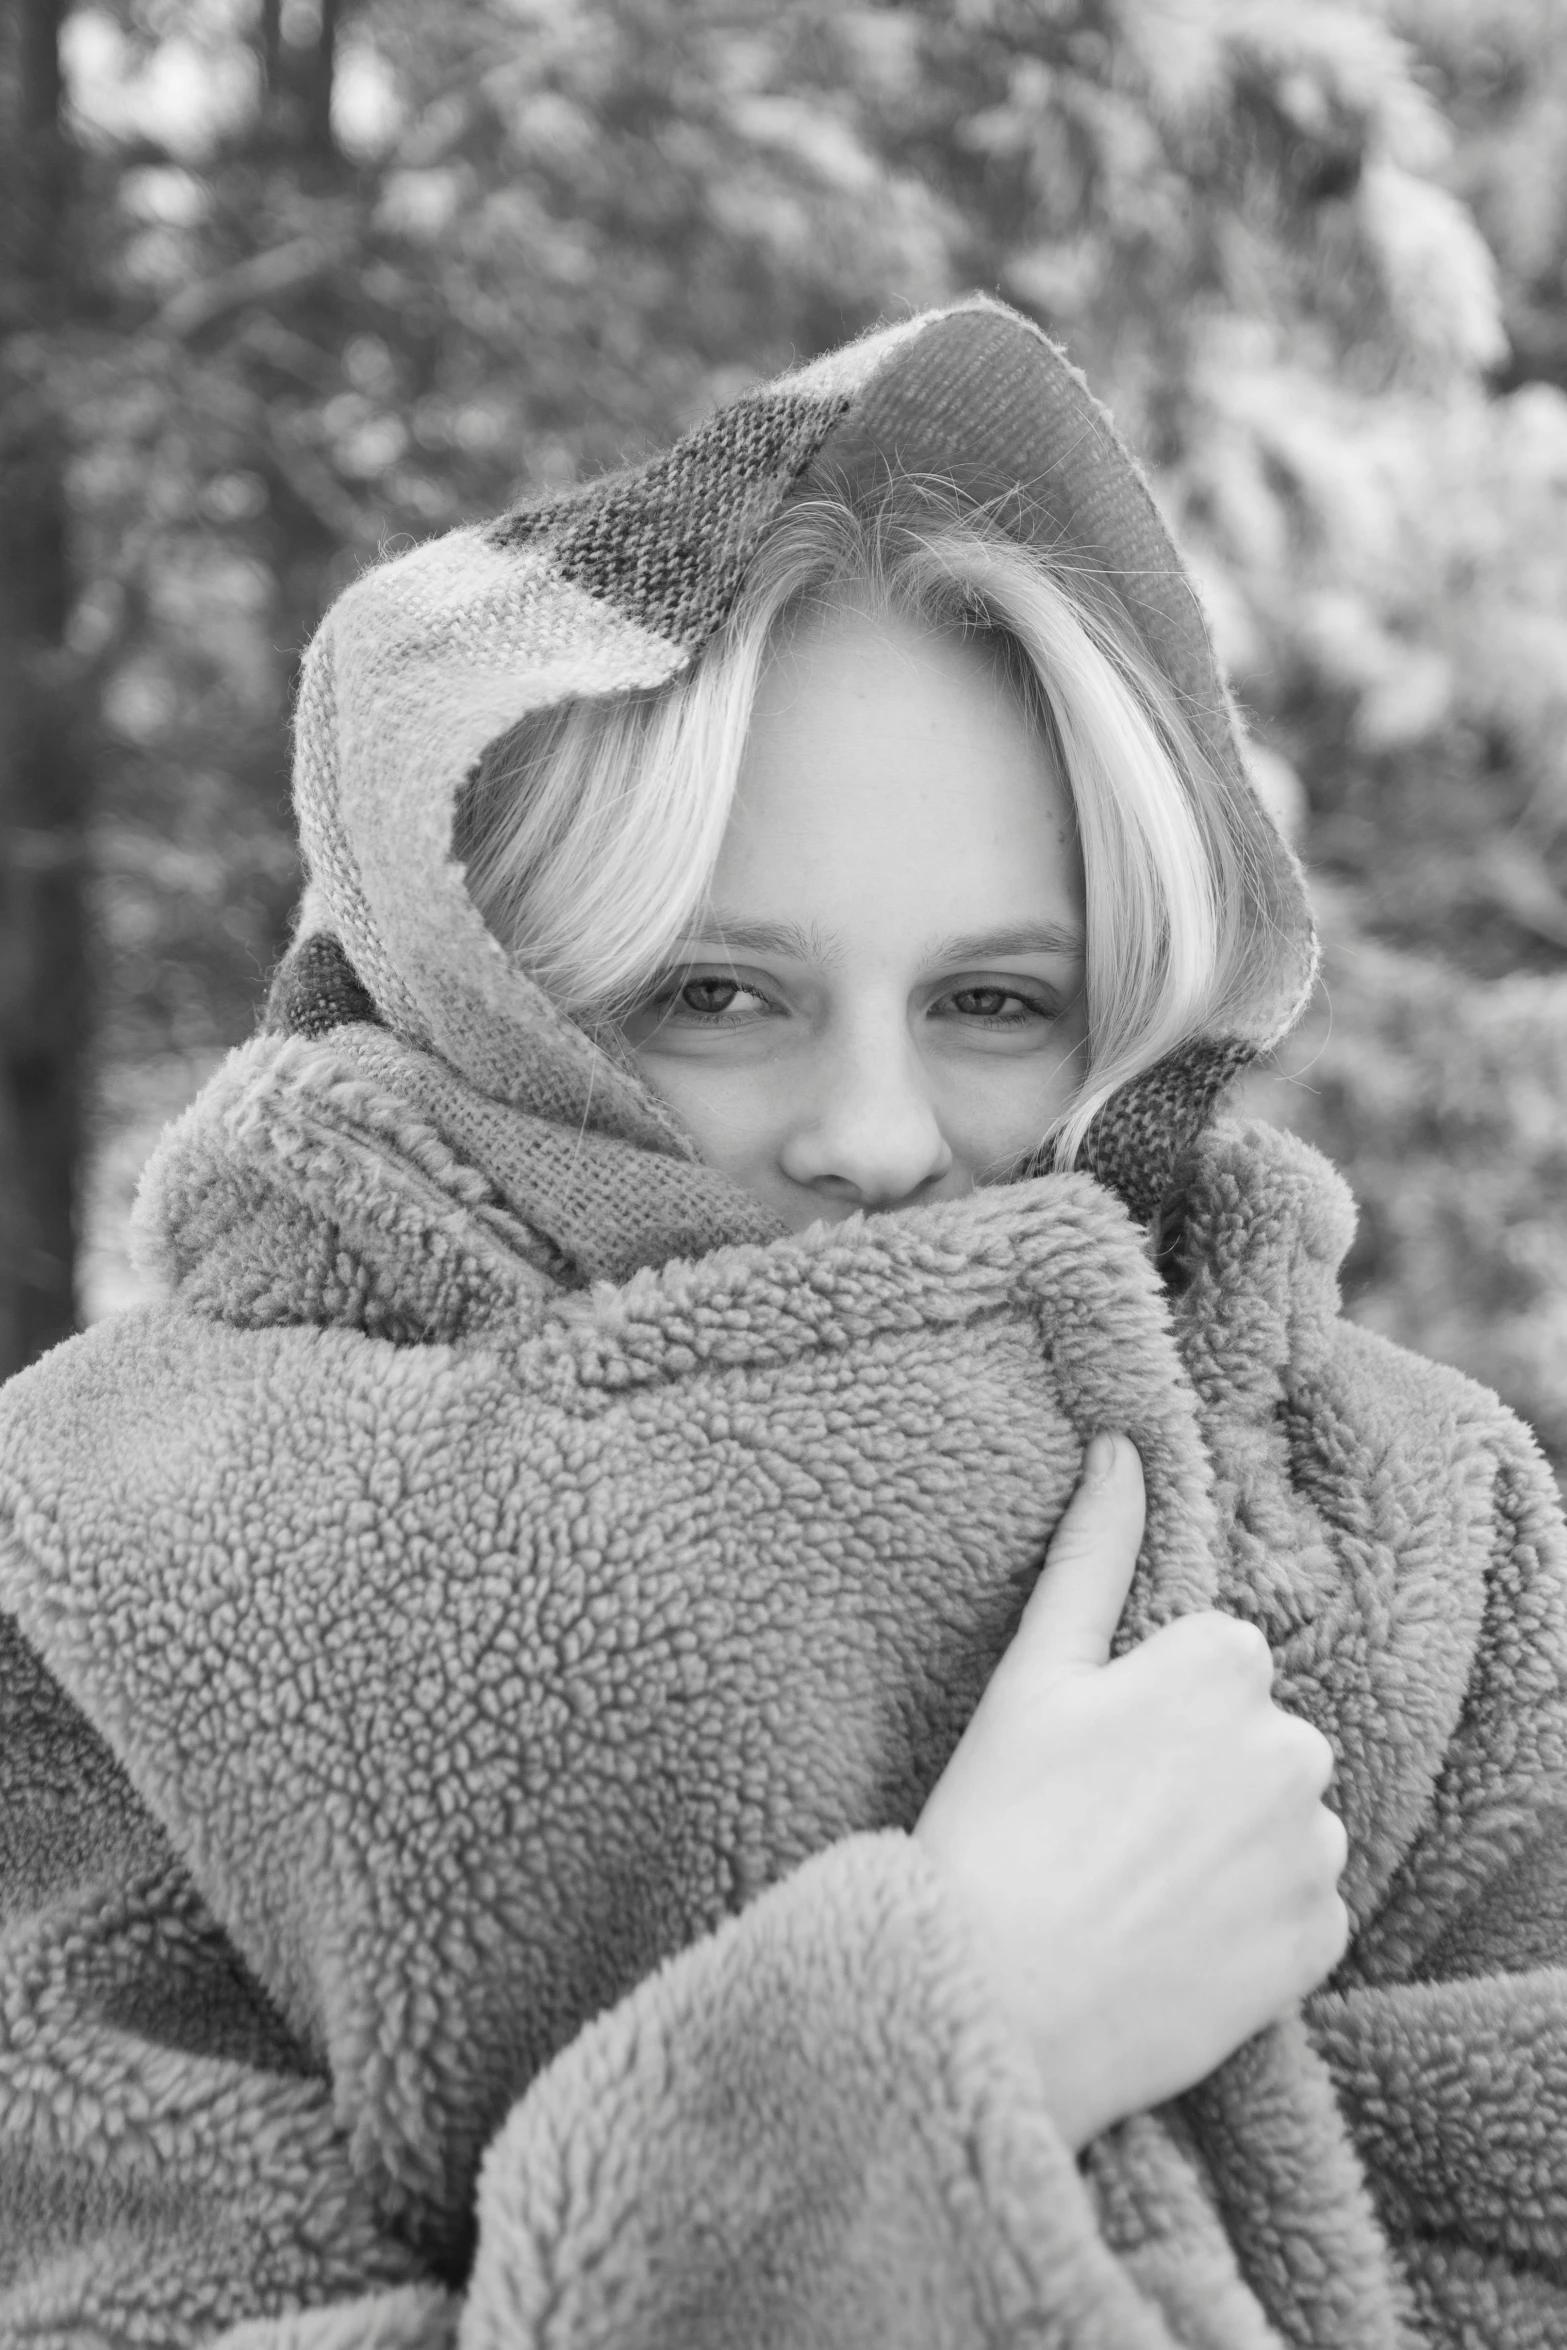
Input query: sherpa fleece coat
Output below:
<box><xmin>2</xmin><ymin>298</ymin><xmax>1566</xmax><ymax>2350</ymax></box>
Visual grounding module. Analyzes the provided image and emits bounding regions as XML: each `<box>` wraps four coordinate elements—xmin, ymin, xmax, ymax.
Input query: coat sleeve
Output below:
<box><xmin>1304</xmin><ymin>1394</ymin><xmax>1567</xmax><ymax>2346</ymax></box>
<box><xmin>1</xmin><ymin>1609</ymin><xmax>1191</xmax><ymax>2350</ymax></box>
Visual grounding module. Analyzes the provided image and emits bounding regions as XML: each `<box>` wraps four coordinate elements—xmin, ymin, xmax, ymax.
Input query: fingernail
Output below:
<box><xmin>1083</xmin><ymin>1432</ymin><xmax>1117</xmax><ymax>1484</ymax></box>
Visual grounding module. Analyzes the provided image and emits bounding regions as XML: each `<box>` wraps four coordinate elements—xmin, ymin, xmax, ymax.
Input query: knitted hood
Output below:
<box><xmin>269</xmin><ymin>294</ymin><xmax>1317</xmax><ymax>1231</ymax></box>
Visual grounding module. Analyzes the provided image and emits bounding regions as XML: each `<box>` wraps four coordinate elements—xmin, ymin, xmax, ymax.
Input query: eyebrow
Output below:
<box><xmin>687</xmin><ymin>917</ymin><xmax>841</xmax><ymax>965</ymax></box>
<box><xmin>681</xmin><ymin>916</ymin><xmax>1086</xmax><ymax>967</ymax></box>
<box><xmin>925</xmin><ymin>921</ymin><xmax>1086</xmax><ymax>965</ymax></box>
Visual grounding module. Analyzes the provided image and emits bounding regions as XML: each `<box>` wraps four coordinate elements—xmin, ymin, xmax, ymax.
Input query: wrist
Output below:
<box><xmin>909</xmin><ymin>1823</ymin><xmax>1104</xmax><ymax>2152</ymax></box>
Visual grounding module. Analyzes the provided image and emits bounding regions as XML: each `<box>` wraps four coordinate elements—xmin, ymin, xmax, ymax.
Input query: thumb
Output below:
<box><xmin>1016</xmin><ymin>1433</ymin><xmax>1146</xmax><ymax>1676</ymax></box>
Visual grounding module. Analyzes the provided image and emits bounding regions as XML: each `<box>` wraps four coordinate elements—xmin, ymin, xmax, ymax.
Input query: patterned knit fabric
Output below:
<box><xmin>1075</xmin><ymin>1038</ymin><xmax>1258</xmax><ymax>1230</ymax></box>
<box><xmin>275</xmin><ymin>295</ymin><xmax>1319</xmax><ymax>1255</ymax></box>
<box><xmin>487</xmin><ymin>389</ymin><xmax>854</xmax><ymax>650</ymax></box>
<box><xmin>266</xmin><ymin>931</ymin><xmax>380</xmax><ymax>1040</ymax></box>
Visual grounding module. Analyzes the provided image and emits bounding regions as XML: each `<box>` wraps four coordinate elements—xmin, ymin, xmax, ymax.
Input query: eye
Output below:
<box><xmin>940</xmin><ymin>984</ymin><xmax>1056</xmax><ymax>1027</ymax></box>
<box><xmin>679</xmin><ymin>977</ymin><xmax>746</xmax><ymax>1017</ymax></box>
<box><xmin>637</xmin><ymin>969</ymin><xmax>784</xmax><ymax>1028</ymax></box>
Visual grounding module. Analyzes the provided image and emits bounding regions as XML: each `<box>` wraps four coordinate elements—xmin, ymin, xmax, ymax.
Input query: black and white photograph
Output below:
<box><xmin>2</xmin><ymin>1</ymin><xmax>1566</xmax><ymax>2339</ymax></box>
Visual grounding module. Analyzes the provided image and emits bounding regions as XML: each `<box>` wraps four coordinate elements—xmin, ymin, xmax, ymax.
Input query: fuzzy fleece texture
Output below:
<box><xmin>1</xmin><ymin>297</ymin><xmax>1565</xmax><ymax>2346</ymax></box>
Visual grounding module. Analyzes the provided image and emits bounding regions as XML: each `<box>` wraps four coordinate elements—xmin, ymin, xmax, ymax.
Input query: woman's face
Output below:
<box><xmin>618</xmin><ymin>604</ymin><xmax>1088</xmax><ymax>1232</ymax></box>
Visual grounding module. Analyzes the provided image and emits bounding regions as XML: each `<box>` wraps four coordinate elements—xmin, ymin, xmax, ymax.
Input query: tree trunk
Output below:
<box><xmin>304</xmin><ymin>0</ymin><xmax>340</xmax><ymax>162</ymax></box>
<box><xmin>0</xmin><ymin>0</ymin><xmax>89</xmax><ymax>1376</ymax></box>
<box><xmin>259</xmin><ymin>0</ymin><xmax>282</xmax><ymax>103</ymax></box>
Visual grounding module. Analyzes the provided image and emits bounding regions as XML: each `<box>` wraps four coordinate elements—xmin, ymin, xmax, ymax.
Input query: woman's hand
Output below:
<box><xmin>913</xmin><ymin>1433</ymin><xmax>1349</xmax><ymax>2152</ymax></box>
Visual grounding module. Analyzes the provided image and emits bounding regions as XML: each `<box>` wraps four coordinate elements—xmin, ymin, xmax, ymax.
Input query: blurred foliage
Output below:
<box><xmin>24</xmin><ymin>0</ymin><xmax>1567</xmax><ymax>1468</ymax></box>
<box><xmin>1245</xmin><ymin>903</ymin><xmax>1567</xmax><ymax>1466</ymax></box>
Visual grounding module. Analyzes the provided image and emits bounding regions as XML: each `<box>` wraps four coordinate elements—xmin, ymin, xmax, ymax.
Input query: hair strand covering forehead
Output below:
<box><xmin>280</xmin><ymin>294</ymin><xmax>1317</xmax><ymax>1225</ymax></box>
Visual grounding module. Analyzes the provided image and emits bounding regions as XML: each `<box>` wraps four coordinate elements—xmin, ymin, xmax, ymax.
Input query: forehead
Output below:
<box><xmin>749</xmin><ymin>597</ymin><xmax>1042</xmax><ymax>742</ymax></box>
<box><xmin>713</xmin><ymin>603</ymin><xmax>1082</xmax><ymax>944</ymax></box>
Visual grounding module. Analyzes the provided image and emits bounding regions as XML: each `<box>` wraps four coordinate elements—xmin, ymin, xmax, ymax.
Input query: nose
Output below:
<box><xmin>777</xmin><ymin>1019</ymin><xmax>954</xmax><ymax>1209</ymax></box>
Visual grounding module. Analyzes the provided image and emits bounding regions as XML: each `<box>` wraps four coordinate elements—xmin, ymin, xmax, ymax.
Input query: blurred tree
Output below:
<box><xmin>0</xmin><ymin>0</ymin><xmax>91</xmax><ymax>1377</ymax></box>
<box><xmin>1405</xmin><ymin>0</ymin><xmax>1567</xmax><ymax>396</ymax></box>
<box><xmin>1247</xmin><ymin>909</ymin><xmax>1567</xmax><ymax>1467</ymax></box>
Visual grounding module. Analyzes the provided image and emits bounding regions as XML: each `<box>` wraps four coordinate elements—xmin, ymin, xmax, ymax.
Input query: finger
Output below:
<box><xmin>1315</xmin><ymin>1803</ymin><xmax>1350</xmax><ymax>1883</ymax></box>
<box><xmin>1017</xmin><ymin>1433</ymin><xmax>1146</xmax><ymax>1675</ymax></box>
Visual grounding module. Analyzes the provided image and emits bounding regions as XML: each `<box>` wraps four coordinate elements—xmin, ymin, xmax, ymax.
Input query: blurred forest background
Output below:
<box><xmin>2</xmin><ymin>0</ymin><xmax>1565</xmax><ymax>1479</ymax></box>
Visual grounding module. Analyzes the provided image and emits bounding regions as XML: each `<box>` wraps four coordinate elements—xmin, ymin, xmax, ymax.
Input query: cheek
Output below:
<box><xmin>631</xmin><ymin>1057</ymin><xmax>777</xmax><ymax>1176</ymax></box>
<box><xmin>940</xmin><ymin>1030</ymin><xmax>1089</xmax><ymax>1162</ymax></box>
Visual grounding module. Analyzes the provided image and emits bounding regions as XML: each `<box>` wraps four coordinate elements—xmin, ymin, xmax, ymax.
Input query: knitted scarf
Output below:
<box><xmin>266</xmin><ymin>294</ymin><xmax>1318</xmax><ymax>1257</ymax></box>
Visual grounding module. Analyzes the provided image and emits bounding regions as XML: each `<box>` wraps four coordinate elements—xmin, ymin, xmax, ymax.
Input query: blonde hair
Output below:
<box><xmin>459</xmin><ymin>486</ymin><xmax>1269</xmax><ymax>1167</ymax></box>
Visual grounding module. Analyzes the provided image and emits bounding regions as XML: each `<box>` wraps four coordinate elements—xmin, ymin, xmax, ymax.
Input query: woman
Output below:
<box><xmin>1</xmin><ymin>296</ymin><xmax>1563</xmax><ymax>2346</ymax></box>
